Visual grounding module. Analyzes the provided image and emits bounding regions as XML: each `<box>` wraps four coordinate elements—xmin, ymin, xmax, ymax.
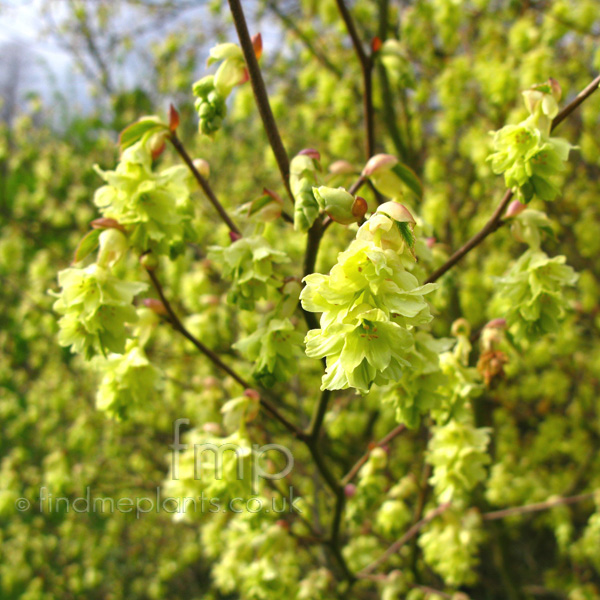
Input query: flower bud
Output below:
<box><xmin>252</xmin><ymin>33</ymin><xmax>263</xmax><ymax>59</ymax></box>
<box><xmin>362</xmin><ymin>153</ymin><xmax>398</xmax><ymax>177</ymax></box>
<box><xmin>140</xmin><ymin>252</ymin><xmax>159</xmax><ymax>271</ymax></box>
<box><xmin>142</xmin><ymin>298</ymin><xmax>168</xmax><ymax>316</ymax></box>
<box><xmin>484</xmin><ymin>317</ymin><xmax>507</xmax><ymax>330</ymax></box>
<box><xmin>344</xmin><ymin>484</ymin><xmax>357</xmax><ymax>498</ymax></box>
<box><xmin>377</xmin><ymin>201</ymin><xmax>415</xmax><ymax>224</ymax></box>
<box><xmin>352</xmin><ymin>196</ymin><xmax>368</xmax><ymax>220</ymax></box>
<box><xmin>202</xmin><ymin>422</ymin><xmax>223</xmax><ymax>435</ymax></box>
<box><xmin>169</xmin><ymin>104</ymin><xmax>180</xmax><ymax>131</ymax></box>
<box><xmin>193</xmin><ymin>158</ymin><xmax>210</xmax><ymax>179</ymax></box>
<box><xmin>298</xmin><ymin>148</ymin><xmax>320</xmax><ymax>161</ymax></box>
<box><xmin>97</xmin><ymin>228</ymin><xmax>128</xmax><ymax>268</ymax></box>
<box><xmin>369</xmin><ymin>446</ymin><xmax>388</xmax><ymax>469</ymax></box>
<box><xmin>313</xmin><ymin>185</ymin><xmax>363</xmax><ymax>224</ymax></box>
<box><xmin>505</xmin><ymin>199</ymin><xmax>527</xmax><ymax>219</ymax></box>
<box><xmin>328</xmin><ymin>160</ymin><xmax>355</xmax><ymax>175</ymax></box>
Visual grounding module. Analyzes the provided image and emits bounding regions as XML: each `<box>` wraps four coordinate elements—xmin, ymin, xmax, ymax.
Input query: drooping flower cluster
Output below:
<box><xmin>290</xmin><ymin>150</ymin><xmax>322</xmax><ymax>232</ymax></box>
<box><xmin>301</xmin><ymin>202</ymin><xmax>436</xmax><ymax>393</ymax></box>
<box><xmin>427</xmin><ymin>421</ymin><xmax>491</xmax><ymax>503</ymax></box>
<box><xmin>492</xmin><ymin>249</ymin><xmax>578</xmax><ymax>344</ymax></box>
<box><xmin>208</xmin><ymin>236</ymin><xmax>290</xmax><ymax>310</ymax></box>
<box><xmin>193</xmin><ymin>37</ymin><xmax>261</xmax><ymax>135</ymax></box>
<box><xmin>94</xmin><ymin>340</ymin><xmax>162</xmax><ymax>420</ymax></box>
<box><xmin>419</xmin><ymin>508</ymin><xmax>485</xmax><ymax>586</ymax></box>
<box><xmin>52</xmin><ymin>256</ymin><xmax>147</xmax><ymax>359</ymax></box>
<box><xmin>94</xmin><ymin>140</ymin><xmax>195</xmax><ymax>257</ymax></box>
<box><xmin>488</xmin><ymin>79</ymin><xmax>576</xmax><ymax>202</ymax></box>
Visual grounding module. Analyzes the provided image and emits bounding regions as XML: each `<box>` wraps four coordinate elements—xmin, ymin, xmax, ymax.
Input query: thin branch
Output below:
<box><xmin>168</xmin><ymin>132</ymin><xmax>242</xmax><ymax>236</ymax></box>
<box><xmin>228</xmin><ymin>0</ymin><xmax>294</xmax><ymax>204</ymax></box>
<box><xmin>306</xmin><ymin>389</ymin><xmax>331</xmax><ymax>441</ymax></box>
<box><xmin>341</xmin><ymin>424</ymin><xmax>406</xmax><ymax>486</ymax></box>
<box><xmin>358</xmin><ymin>502</ymin><xmax>452</xmax><ymax>576</ymax></box>
<box><xmin>482</xmin><ymin>491</ymin><xmax>598</xmax><ymax>521</ymax></box>
<box><xmin>335</xmin><ymin>0</ymin><xmax>375</xmax><ymax>159</ymax></box>
<box><xmin>425</xmin><ymin>73</ymin><xmax>600</xmax><ymax>284</ymax></box>
<box><xmin>144</xmin><ymin>267</ymin><xmax>303</xmax><ymax>438</ymax></box>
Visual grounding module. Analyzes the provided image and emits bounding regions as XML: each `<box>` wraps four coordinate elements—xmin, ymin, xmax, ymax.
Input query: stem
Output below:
<box><xmin>341</xmin><ymin>424</ymin><xmax>406</xmax><ymax>486</ymax></box>
<box><xmin>144</xmin><ymin>267</ymin><xmax>303</xmax><ymax>438</ymax></box>
<box><xmin>358</xmin><ymin>502</ymin><xmax>452</xmax><ymax>577</ymax></box>
<box><xmin>335</xmin><ymin>0</ymin><xmax>375</xmax><ymax>159</ymax></box>
<box><xmin>168</xmin><ymin>132</ymin><xmax>241</xmax><ymax>236</ymax></box>
<box><xmin>425</xmin><ymin>72</ymin><xmax>600</xmax><ymax>284</ymax></box>
<box><xmin>306</xmin><ymin>389</ymin><xmax>331</xmax><ymax>441</ymax></box>
<box><xmin>227</xmin><ymin>0</ymin><xmax>294</xmax><ymax>204</ymax></box>
<box><xmin>482</xmin><ymin>490</ymin><xmax>597</xmax><ymax>521</ymax></box>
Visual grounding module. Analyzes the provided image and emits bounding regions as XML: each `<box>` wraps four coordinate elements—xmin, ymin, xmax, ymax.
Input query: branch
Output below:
<box><xmin>168</xmin><ymin>132</ymin><xmax>242</xmax><ymax>236</ymax></box>
<box><xmin>227</xmin><ymin>0</ymin><xmax>294</xmax><ymax>204</ymax></box>
<box><xmin>425</xmin><ymin>73</ymin><xmax>600</xmax><ymax>284</ymax></box>
<box><xmin>335</xmin><ymin>0</ymin><xmax>375</xmax><ymax>159</ymax></box>
<box><xmin>482</xmin><ymin>491</ymin><xmax>598</xmax><ymax>521</ymax></box>
<box><xmin>144</xmin><ymin>267</ymin><xmax>303</xmax><ymax>438</ymax></box>
<box><xmin>358</xmin><ymin>502</ymin><xmax>452</xmax><ymax>577</ymax></box>
<box><xmin>341</xmin><ymin>424</ymin><xmax>406</xmax><ymax>486</ymax></box>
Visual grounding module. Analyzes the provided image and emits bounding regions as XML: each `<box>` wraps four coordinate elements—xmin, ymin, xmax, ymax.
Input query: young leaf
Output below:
<box><xmin>391</xmin><ymin>163</ymin><xmax>423</xmax><ymax>199</ymax></box>
<box><xmin>118</xmin><ymin>117</ymin><xmax>168</xmax><ymax>151</ymax></box>
<box><xmin>73</xmin><ymin>229</ymin><xmax>101</xmax><ymax>264</ymax></box>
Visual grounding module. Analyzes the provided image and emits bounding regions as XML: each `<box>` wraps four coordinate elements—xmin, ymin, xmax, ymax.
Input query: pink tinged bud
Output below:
<box><xmin>149</xmin><ymin>132</ymin><xmax>166</xmax><ymax>159</ymax></box>
<box><xmin>239</xmin><ymin>68</ymin><xmax>249</xmax><ymax>85</ymax></box>
<box><xmin>485</xmin><ymin>318</ymin><xmax>507</xmax><ymax>330</ymax></box>
<box><xmin>243</xmin><ymin>389</ymin><xmax>261</xmax><ymax>401</ymax></box>
<box><xmin>371</xmin><ymin>36</ymin><xmax>382</xmax><ymax>52</ymax></box>
<box><xmin>362</xmin><ymin>153</ymin><xmax>398</xmax><ymax>177</ymax></box>
<box><xmin>344</xmin><ymin>484</ymin><xmax>357</xmax><ymax>498</ymax></box>
<box><xmin>229</xmin><ymin>231</ymin><xmax>242</xmax><ymax>243</ymax></box>
<box><xmin>275</xmin><ymin>519</ymin><xmax>289</xmax><ymax>530</ymax></box>
<box><xmin>505</xmin><ymin>199</ymin><xmax>526</xmax><ymax>219</ymax></box>
<box><xmin>143</xmin><ymin>298</ymin><xmax>168</xmax><ymax>316</ymax></box>
<box><xmin>169</xmin><ymin>103</ymin><xmax>180</xmax><ymax>131</ymax></box>
<box><xmin>377</xmin><ymin>201</ymin><xmax>415</xmax><ymax>224</ymax></box>
<box><xmin>426</xmin><ymin>237</ymin><xmax>436</xmax><ymax>248</ymax></box>
<box><xmin>91</xmin><ymin>217</ymin><xmax>126</xmax><ymax>232</ymax></box>
<box><xmin>202</xmin><ymin>422</ymin><xmax>223</xmax><ymax>435</ymax></box>
<box><xmin>252</xmin><ymin>33</ymin><xmax>263</xmax><ymax>59</ymax></box>
<box><xmin>352</xmin><ymin>196</ymin><xmax>368</xmax><ymax>220</ymax></box>
<box><xmin>203</xmin><ymin>376</ymin><xmax>219</xmax><ymax>387</ymax></box>
<box><xmin>328</xmin><ymin>160</ymin><xmax>356</xmax><ymax>175</ymax></box>
<box><xmin>298</xmin><ymin>148</ymin><xmax>320</xmax><ymax>161</ymax></box>
<box><xmin>549</xmin><ymin>78</ymin><xmax>562</xmax><ymax>101</ymax></box>
<box><xmin>192</xmin><ymin>158</ymin><xmax>210</xmax><ymax>179</ymax></box>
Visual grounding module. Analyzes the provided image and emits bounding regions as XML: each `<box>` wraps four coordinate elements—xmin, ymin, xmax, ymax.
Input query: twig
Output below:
<box><xmin>482</xmin><ymin>491</ymin><xmax>598</xmax><ymax>521</ymax></box>
<box><xmin>425</xmin><ymin>73</ymin><xmax>600</xmax><ymax>284</ymax></box>
<box><xmin>168</xmin><ymin>132</ymin><xmax>241</xmax><ymax>236</ymax></box>
<box><xmin>335</xmin><ymin>0</ymin><xmax>375</xmax><ymax>159</ymax></box>
<box><xmin>144</xmin><ymin>267</ymin><xmax>303</xmax><ymax>438</ymax></box>
<box><xmin>341</xmin><ymin>424</ymin><xmax>406</xmax><ymax>486</ymax></box>
<box><xmin>358</xmin><ymin>502</ymin><xmax>452</xmax><ymax>576</ymax></box>
<box><xmin>228</xmin><ymin>0</ymin><xmax>294</xmax><ymax>204</ymax></box>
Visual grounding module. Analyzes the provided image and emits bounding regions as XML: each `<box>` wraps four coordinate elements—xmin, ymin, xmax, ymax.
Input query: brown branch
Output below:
<box><xmin>341</xmin><ymin>424</ymin><xmax>406</xmax><ymax>486</ymax></box>
<box><xmin>144</xmin><ymin>267</ymin><xmax>303</xmax><ymax>438</ymax></box>
<box><xmin>335</xmin><ymin>0</ymin><xmax>375</xmax><ymax>159</ymax></box>
<box><xmin>425</xmin><ymin>73</ymin><xmax>600</xmax><ymax>284</ymax></box>
<box><xmin>482</xmin><ymin>491</ymin><xmax>598</xmax><ymax>521</ymax></box>
<box><xmin>358</xmin><ymin>502</ymin><xmax>452</xmax><ymax>576</ymax></box>
<box><xmin>168</xmin><ymin>132</ymin><xmax>242</xmax><ymax>236</ymax></box>
<box><xmin>227</xmin><ymin>0</ymin><xmax>294</xmax><ymax>204</ymax></box>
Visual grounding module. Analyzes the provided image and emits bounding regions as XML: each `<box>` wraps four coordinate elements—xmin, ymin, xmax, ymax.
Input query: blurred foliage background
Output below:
<box><xmin>1</xmin><ymin>0</ymin><xmax>600</xmax><ymax>598</ymax></box>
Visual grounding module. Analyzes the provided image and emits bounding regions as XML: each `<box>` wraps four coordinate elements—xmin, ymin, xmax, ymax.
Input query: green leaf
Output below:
<box><xmin>73</xmin><ymin>229</ymin><xmax>101</xmax><ymax>264</ymax></box>
<box><xmin>391</xmin><ymin>163</ymin><xmax>423</xmax><ymax>199</ymax></box>
<box><xmin>396</xmin><ymin>221</ymin><xmax>416</xmax><ymax>258</ymax></box>
<box><xmin>118</xmin><ymin>117</ymin><xmax>168</xmax><ymax>151</ymax></box>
